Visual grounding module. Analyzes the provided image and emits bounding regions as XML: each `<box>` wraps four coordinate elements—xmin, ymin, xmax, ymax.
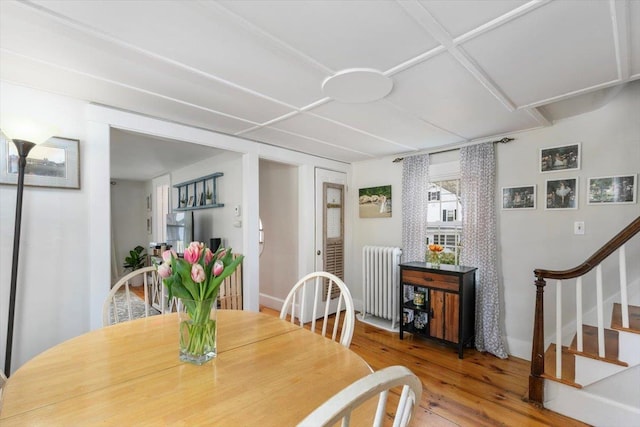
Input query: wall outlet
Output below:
<box><xmin>574</xmin><ymin>221</ymin><xmax>585</xmax><ymax>235</ymax></box>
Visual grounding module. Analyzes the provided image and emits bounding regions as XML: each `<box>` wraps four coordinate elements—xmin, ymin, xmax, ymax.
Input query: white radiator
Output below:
<box><xmin>359</xmin><ymin>246</ymin><xmax>402</xmax><ymax>331</ymax></box>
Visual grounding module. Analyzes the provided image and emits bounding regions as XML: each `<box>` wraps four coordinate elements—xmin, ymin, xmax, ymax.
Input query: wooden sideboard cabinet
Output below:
<box><xmin>399</xmin><ymin>262</ymin><xmax>477</xmax><ymax>358</ymax></box>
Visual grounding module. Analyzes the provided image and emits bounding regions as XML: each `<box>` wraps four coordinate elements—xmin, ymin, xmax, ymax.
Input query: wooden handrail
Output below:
<box><xmin>534</xmin><ymin>216</ymin><xmax>640</xmax><ymax>280</ymax></box>
<box><xmin>528</xmin><ymin>215</ymin><xmax>640</xmax><ymax>405</ymax></box>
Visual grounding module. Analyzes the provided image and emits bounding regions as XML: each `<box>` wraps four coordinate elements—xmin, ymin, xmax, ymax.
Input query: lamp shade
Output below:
<box><xmin>0</xmin><ymin>115</ymin><xmax>57</xmax><ymax>145</ymax></box>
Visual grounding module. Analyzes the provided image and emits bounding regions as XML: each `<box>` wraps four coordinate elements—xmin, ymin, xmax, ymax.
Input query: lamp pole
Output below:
<box><xmin>4</xmin><ymin>138</ymin><xmax>36</xmax><ymax>377</ymax></box>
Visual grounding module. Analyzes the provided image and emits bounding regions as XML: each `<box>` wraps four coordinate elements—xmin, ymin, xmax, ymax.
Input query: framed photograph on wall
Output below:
<box><xmin>545</xmin><ymin>178</ymin><xmax>578</xmax><ymax>210</ymax></box>
<box><xmin>587</xmin><ymin>174</ymin><xmax>637</xmax><ymax>205</ymax></box>
<box><xmin>540</xmin><ymin>143</ymin><xmax>580</xmax><ymax>173</ymax></box>
<box><xmin>0</xmin><ymin>134</ymin><xmax>81</xmax><ymax>189</ymax></box>
<box><xmin>358</xmin><ymin>185</ymin><xmax>392</xmax><ymax>218</ymax></box>
<box><xmin>502</xmin><ymin>185</ymin><xmax>536</xmax><ymax>210</ymax></box>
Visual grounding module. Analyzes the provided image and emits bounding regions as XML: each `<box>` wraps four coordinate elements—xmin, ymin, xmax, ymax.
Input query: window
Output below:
<box><xmin>427</xmin><ymin>178</ymin><xmax>462</xmax><ymax>265</ymax></box>
<box><xmin>442</xmin><ymin>209</ymin><xmax>457</xmax><ymax>222</ymax></box>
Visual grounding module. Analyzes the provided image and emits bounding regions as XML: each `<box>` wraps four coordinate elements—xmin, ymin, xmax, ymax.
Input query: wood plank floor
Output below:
<box><xmin>260</xmin><ymin>306</ymin><xmax>588</xmax><ymax>427</ymax></box>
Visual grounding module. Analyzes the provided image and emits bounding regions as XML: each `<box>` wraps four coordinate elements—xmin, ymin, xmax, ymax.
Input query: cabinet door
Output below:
<box><xmin>429</xmin><ymin>289</ymin><xmax>444</xmax><ymax>339</ymax></box>
<box><xmin>444</xmin><ymin>292</ymin><xmax>460</xmax><ymax>343</ymax></box>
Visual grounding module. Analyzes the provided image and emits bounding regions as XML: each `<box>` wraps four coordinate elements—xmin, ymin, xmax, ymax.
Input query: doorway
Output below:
<box><xmin>258</xmin><ymin>159</ymin><xmax>299</xmax><ymax>311</ymax></box>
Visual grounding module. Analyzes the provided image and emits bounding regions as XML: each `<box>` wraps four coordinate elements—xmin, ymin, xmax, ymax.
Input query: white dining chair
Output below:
<box><xmin>297</xmin><ymin>365</ymin><xmax>422</xmax><ymax>427</ymax></box>
<box><xmin>102</xmin><ymin>266</ymin><xmax>163</xmax><ymax>326</ymax></box>
<box><xmin>280</xmin><ymin>271</ymin><xmax>355</xmax><ymax>348</ymax></box>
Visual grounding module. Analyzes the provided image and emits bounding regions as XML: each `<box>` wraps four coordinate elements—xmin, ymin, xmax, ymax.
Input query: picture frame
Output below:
<box><xmin>540</xmin><ymin>143</ymin><xmax>580</xmax><ymax>173</ymax></box>
<box><xmin>545</xmin><ymin>178</ymin><xmax>578</xmax><ymax>210</ymax></box>
<box><xmin>0</xmin><ymin>134</ymin><xmax>81</xmax><ymax>189</ymax></box>
<box><xmin>587</xmin><ymin>174</ymin><xmax>637</xmax><ymax>205</ymax></box>
<box><xmin>358</xmin><ymin>185</ymin><xmax>392</xmax><ymax>218</ymax></box>
<box><xmin>502</xmin><ymin>185</ymin><xmax>536</xmax><ymax>210</ymax></box>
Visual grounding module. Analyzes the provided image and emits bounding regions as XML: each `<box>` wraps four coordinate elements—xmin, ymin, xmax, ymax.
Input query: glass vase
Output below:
<box><xmin>427</xmin><ymin>251</ymin><xmax>441</xmax><ymax>269</ymax></box>
<box><xmin>178</xmin><ymin>297</ymin><xmax>217</xmax><ymax>365</ymax></box>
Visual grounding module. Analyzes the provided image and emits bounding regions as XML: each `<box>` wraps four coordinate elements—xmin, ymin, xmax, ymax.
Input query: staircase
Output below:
<box><xmin>529</xmin><ymin>216</ymin><xmax>640</xmax><ymax>426</ymax></box>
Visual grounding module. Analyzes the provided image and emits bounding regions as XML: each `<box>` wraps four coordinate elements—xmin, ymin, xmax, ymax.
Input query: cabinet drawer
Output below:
<box><xmin>402</xmin><ymin>269</ymin><xmax>459</xmax><ymax>292</ymax></box>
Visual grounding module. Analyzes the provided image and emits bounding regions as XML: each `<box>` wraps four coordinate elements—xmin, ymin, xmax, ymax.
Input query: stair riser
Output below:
<box><xmin>544</xmin><ymin>380</ymin><xmax>640</xmax><ymax>426</ymax></box>
<box><xmin>619</xmin><ymin>331</ymin><xmax>640</xmax><ymax>365</ymax></box>
<box><xmin>574</xmin><ymin>356</ymin><xmax>626</xmax><ymax>386</ymax></box>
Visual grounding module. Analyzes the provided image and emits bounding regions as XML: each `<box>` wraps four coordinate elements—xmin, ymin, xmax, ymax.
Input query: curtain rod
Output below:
<box><xmin>392</xmin><ymin>137</ymin><xmax>514</xmax><ymax>163</ymax></box>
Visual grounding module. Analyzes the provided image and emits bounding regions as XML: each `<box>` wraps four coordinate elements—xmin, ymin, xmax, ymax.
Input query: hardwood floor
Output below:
<box><xmin>260</xmin><ymin>306</ymin><xmax>588</xmax><ymax>427</ymax></box>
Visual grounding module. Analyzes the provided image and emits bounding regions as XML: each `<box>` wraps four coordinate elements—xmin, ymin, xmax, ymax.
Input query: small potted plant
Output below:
<box><xmin>205</xmin><ymin>187</ymin><xmax>213</xmax><ymax>205</ymax></box>
<box><xmin>123</xmin><ymin>245</ymin><xmax>147</xmax><ymax>286</ymax></box>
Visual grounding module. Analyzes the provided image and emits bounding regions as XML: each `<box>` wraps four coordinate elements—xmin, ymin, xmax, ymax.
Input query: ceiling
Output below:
<box><xmin>1</xmin><ymin>0</ymin><xmax>639</xmax><ymax>166</ymax></box>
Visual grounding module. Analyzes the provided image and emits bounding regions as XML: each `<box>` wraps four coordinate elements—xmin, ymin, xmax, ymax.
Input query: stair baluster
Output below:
<box><xmin>576</xmin><ymin>277</ymin><xmax>583</xmax><ymax>352</ymax></box>
<box><xmin>619</xmin><ymin>245</ymin><xmax>629</xmax><ymax>329</ymax></box>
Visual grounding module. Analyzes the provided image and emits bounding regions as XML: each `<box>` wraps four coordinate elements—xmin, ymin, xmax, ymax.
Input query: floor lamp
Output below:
<box><xmin>2</xmin><ymin>121</ymin><xmax>52</xmax><ymax>377</ymax></box>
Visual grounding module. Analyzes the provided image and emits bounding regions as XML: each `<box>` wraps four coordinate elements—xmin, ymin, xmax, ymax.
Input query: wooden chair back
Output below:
<box><xmin>297</xmin><ymin>365</ymin><xmax>422</xmax><ymax>427</ymax></box>
<box><xmin>102</xmin><ymin>266</ymin><xmax>160</xmax><ymax>326</ymax></box>
<box><xmin>280</xmin><ymin>271</ymin><xmax>355</xmax><ymax>348</ymax></box>
<box><xmin>218</xmin><ymin>254</ymin><xmax>243</xmax><ymax>309</ymax></box>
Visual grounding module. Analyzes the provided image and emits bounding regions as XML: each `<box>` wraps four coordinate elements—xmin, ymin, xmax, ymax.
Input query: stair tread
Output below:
<box><xmin>611</xmin><ymin>303</ymin><xmax>640</xmax><ymax>334</ymax></box>
<box><xmin>568</xmin><ymin>325</ymin><xmax>628</xmax><ymax>366</ymax></box>
<box><xmin>543</xmin><ymin>343</ymin><xmax>582</xmax><ymax>389</ymax></box>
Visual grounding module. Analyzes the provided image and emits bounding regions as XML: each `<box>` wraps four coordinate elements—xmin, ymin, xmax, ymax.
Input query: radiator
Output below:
<box><xmin>360</xmin><ymin>246</ymin><xmax>402</xmax><ymax>330</ymax></box>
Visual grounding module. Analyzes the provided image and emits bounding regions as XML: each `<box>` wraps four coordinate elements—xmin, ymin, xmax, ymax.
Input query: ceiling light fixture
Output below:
<box><xmin>322</xmin><ymin>68</ymin><xmax>393</xmax><ymax>103</ymax></box>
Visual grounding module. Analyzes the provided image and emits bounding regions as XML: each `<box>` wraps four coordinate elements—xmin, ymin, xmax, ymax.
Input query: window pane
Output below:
<box><xmin>426</xmin><ymin>178</ymin><xmax>462</xmax><ymax>265</ymax></box>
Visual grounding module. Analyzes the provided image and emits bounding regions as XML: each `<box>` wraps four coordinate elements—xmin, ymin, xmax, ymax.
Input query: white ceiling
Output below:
<box><xmin>1</xmin><ymin>0</ymin><xmax>639</xmax><ymax>167</ymax></box>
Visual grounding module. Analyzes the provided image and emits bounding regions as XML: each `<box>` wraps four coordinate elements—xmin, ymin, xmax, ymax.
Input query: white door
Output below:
<box><xmin>315</xmin><ymin>168</ymin><xmax>346</xmax><ymax>311</ymax></box>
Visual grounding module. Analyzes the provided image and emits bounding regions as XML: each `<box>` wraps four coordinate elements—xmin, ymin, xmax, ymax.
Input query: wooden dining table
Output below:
<box><xmin>1</xmin><ymin>310</ymin><xmax>375</xmax><ymax>426</ymax></box>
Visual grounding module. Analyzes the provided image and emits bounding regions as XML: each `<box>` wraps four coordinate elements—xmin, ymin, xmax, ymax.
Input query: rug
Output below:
<box><xmin>109</xmin><ymin>289</ymin><xmax>161</xmax><ymax>325</ymax></box>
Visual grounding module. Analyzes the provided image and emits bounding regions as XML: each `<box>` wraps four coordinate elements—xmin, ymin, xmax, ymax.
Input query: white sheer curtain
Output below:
<box><xmin>460</xmin><ymin>143</ymin><xmax>508</xmax><ymax>359</ymax></box>
<box><xmin>401</xmin><ymin>154</ymin><xmax>429</xmax><ymax>262</ymax></box>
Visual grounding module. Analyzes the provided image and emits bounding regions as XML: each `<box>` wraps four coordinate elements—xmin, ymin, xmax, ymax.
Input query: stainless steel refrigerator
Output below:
<box><xmin>166</xmin><ymin>211</ymin><xmax>193</xmax><ymax>254</ymax></box>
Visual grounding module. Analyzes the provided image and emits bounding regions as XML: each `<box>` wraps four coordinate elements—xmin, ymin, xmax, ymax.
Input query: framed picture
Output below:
<box><xmin>358</xmin><ymin>185</ymin><xmax>391</xmax><ymax>218</ymax></box>
<box><xmin>587</xmin><ymin>174</ymin><xmax>637</xmax><ymax>205</ymax></box>
<box><xmin>502</xmin><ymin>185</ymin><xmax>536</xmax><ymax>210</ymax></box>
<box><xmin>545</xmin><ymin>178</ymin><xmax>578</xmax><ymax>210</ymax></box>
<box><xmin>540</xmin><ymin>143</ymin><xmax>580</xmax><ymax>173</ymax></box>
<box><xmin>0</xmin><ymin>134</ymin><xmax>80</xmax><ymax>189</ymax></box>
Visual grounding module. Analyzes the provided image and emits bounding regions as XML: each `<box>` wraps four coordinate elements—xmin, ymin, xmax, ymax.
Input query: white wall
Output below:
<box><xmin>0</xmin><ymin>82</ymin><xmax>92</xmax><ymax>374</ymax></box>
<box><xmin>110</xmin><ymin>179</ymin><xmax>149</xmax><ymax>280</ymax></box>
<box><xmin>259</xmin><ymin>159</ymin><xmax>299</xmax><ymax>310</ymax></box>
<box><xmin>351</xmin><ymin>83</ymin><xmax>640</xmax><ymax>360</ymax></box>
<box><xmin>170</xmin><ymin>150</ymin><xmax>243</xmax><ymax>252</ymax></box>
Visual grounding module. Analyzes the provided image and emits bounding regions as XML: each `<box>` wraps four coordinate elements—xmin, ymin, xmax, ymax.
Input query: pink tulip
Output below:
<box><xmin>212</xmin><ymin>260</ymin><xmax>224</xmax><ymax>277</ymax></box>
<box><xmin>158</xmin><ymin>263</ymin><xmax>172</xmax><ymax>278</ymax></box>
<box><xmin>191</xmin><ymin>263</ymin><xmax>206</xmax><ymax>283</ymax></box>
<box><xmin>162</xmin><ymin>249</ymin><xmax>176</xmax><ymax>264</ymax></box>
<box><xmin>184</xmin><ymin>242</ymin><xmax>202</xmax><ymax>264</ymax></box>
<box><xmin>216</xmin><ymin>249</ymin><xmax>227</xmax><ymax>260</ymax></box>
<box><xmin>204</xmin><ymin>248</ymin><xmax>213</xmax><ymax>265</ymax></box>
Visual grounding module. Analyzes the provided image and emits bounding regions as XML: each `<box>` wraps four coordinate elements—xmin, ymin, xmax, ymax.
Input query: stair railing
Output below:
<box><xmin>529</xmin><ymin>216</ymin><xmax>640</xmax><ymax>405</ymax></box>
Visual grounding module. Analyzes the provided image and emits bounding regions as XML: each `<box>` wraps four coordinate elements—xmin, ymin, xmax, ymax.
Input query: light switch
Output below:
<box><xmin>574</xmin><ymin>221</ymin><xmax>585</xmax><ymax>235</ymax></box>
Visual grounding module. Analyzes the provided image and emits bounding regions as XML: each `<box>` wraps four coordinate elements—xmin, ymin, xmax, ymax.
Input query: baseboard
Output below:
<box><xmin>505</xmin><ymin>335</ymin><xmax>531</xmax><ymax>360</ymax></box>
<box><xmin>259</xmin><ymin>293</ymin><xmax>283</xmax><ymax>312</ymax></box>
